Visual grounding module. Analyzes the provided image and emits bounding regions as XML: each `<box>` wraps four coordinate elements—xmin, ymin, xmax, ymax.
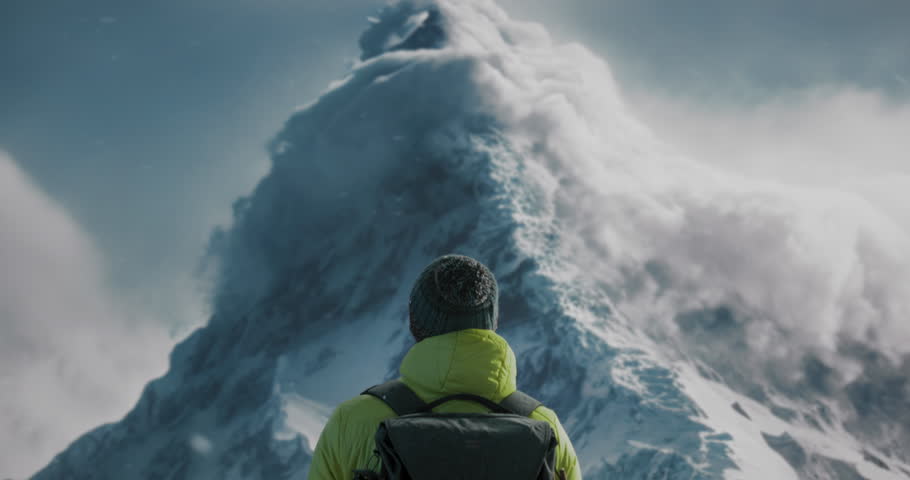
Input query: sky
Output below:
<box><xmin>1</xmin><ymin>0</ymin><xmax>908</xmax><ymax>477</ymax></box>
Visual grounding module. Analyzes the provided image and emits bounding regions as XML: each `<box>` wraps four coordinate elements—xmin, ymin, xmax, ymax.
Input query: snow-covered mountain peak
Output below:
<box><xmin>32</xmin><ymin>1</ymin><xmax>910</xmax><ymax>479</ymax></box>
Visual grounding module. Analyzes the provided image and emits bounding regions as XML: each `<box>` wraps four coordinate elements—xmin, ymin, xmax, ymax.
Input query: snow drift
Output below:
<box><xmin>33</xmin><ymin>1</ymin><xmax>910</xmax><ymax>479</ymax></box>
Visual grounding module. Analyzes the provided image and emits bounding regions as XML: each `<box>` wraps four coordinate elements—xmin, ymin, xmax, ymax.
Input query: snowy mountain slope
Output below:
<box><xmin>33</xmin><ymin>1</ymin><xmax>910</xmax><ymax>479</ymax></box>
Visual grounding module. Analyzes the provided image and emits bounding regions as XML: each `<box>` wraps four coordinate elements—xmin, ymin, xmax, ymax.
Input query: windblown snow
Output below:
<box><xmin>32</xmin><ymin>1</ymin><xmax>910</xmax><ymax>479</ymax></box>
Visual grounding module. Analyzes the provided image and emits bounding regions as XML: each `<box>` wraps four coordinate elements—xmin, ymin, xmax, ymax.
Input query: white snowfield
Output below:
<box><xmin>32</xmin><ymin>1</ymin><xmax>909</xmax><ymax>479</ymax></box>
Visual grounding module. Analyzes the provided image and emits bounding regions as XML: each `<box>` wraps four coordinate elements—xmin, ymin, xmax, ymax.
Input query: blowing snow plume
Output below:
<box><xmin>33</xmin><ymin>1</ymin><xmax>910</xmax><ymax>479</ymax></box>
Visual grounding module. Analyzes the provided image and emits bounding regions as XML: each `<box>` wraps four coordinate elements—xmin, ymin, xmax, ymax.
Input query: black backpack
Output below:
<box><xmin>352</xmin><ymin>380</ymin><xmax>558</xmax><ymax>480</ymax></box>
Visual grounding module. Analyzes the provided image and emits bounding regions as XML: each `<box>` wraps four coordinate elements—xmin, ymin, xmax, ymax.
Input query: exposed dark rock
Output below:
<box><xmin>731</xmin><ymin>402</ymin><xmax>751</xmax><ymax>421</ymax></box>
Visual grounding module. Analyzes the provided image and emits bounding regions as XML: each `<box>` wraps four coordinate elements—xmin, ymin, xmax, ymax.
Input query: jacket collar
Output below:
<box><xmin>399</xmin><ymin>329</ymin><xmax>517</xmax><ymax>401</ymax></box>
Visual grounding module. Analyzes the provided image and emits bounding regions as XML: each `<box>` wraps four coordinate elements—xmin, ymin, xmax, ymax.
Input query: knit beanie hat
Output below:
<box><xmin>408</xmin><ymin>254</ymin><xmax>499</xmax><ymax>342</ymax></box>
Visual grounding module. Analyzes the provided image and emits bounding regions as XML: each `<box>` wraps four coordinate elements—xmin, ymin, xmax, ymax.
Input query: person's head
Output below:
<box><xmin>408</xmin><ymin>254</ymin><xmax>499</xmax><ymax>342</ymax></box>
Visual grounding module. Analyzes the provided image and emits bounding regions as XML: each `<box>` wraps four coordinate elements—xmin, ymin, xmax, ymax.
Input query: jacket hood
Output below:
<box><xmin>399</xmin><ymin>329</ymin><xmax>517</xmax><ymax>401</ymax></box>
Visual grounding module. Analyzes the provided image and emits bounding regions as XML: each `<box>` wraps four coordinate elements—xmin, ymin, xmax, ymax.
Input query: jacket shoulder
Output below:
<box><xmin>529</xmin><ymin>404</ymin><xmax>559</xmax><ymax>423</ymax></box>
<box><xmin>309</xmin><ymin>394</ymin><xmax>398</xmax><ymax>480</ymax></box>
<box><xmin>530</xmin><ymin>404</ymin><xmax>581</xmax><ymax>479</ymax></box>
<box><xmin>332</xmin><ymin>393</ymin><xmax>398</xmax><ymax>432</ymax></box>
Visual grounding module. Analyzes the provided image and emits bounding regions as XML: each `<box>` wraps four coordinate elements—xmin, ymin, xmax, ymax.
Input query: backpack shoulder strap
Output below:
<box><xmin>499</xmin><ymin>390</ymin><xmax>542</xmax><ymax>417</ymax></box>
<box><xmin>423</xmin><ymin>393</ymin><xmax>510</xmax><ymax>413</ymax></box>
<box><xmin>362</xmin><ymin>379</ymin><xmax>427</xmax><ymax>416</ymax></box>
<box><xmin>364</xmin><ymin>381</ymin><xmax>543</xmax><ymax>417</ymax></box>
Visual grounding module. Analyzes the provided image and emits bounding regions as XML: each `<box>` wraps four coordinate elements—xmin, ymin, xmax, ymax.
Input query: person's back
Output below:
<box><xmin>308</xmin><ymin>255</ymin><xmax>581</xmax><ymax>480</ymax></box>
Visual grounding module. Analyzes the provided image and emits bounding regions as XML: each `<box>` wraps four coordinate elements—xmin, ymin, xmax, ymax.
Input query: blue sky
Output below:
<box><xmin>502</xmin><ymin>0</ymin><xmax>910</xmax><ymax>100</ymax></box>
<box><xmin>2</xmin><ymin>1</ymin><xmax>382</xmax><ymax>330</ymax></box>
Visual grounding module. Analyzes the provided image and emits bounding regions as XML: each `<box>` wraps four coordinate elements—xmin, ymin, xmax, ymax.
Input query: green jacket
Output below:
<box><xmin>307</xmin><ymin>328</ymin><xmax>581</xmax><ymax>480</ymax></box>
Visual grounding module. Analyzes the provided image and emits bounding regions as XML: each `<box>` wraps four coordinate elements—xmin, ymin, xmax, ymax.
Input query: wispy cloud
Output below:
<box><xmin>0</xmin><ymin>152</ymin><xmax>171</xmax><ymax>479</ymax></box>
<box><xmin>626</xmin><ymin>87</ymin><xmax>910</xmax><ymax>230</ymax></box>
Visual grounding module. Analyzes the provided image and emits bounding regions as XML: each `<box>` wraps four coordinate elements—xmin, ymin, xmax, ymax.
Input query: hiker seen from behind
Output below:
<box><xmin>307</xmin><ymin>254</ymin><xmax>581</xmax><ymax>480</ymax></box>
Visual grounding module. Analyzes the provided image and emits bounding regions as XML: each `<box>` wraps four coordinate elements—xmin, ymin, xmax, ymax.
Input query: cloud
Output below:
<box><xmin>604</xmin><ymin>87</ymin><xmax>910</xmax><ymax>449</ymax></box>
<box><xmin>626</xmin><ymin>87</ymin><xmax>910</xmax><ymax>196</ymax></box>
<box><xmin>614</xmin><ymin>86</ymin><xmax>910</xmax><ymax>356</ymax></box>
<box><xmin>0</xmin><ymin>152</ymin><xmax>171</xmax><ymax>479</ymax></box>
